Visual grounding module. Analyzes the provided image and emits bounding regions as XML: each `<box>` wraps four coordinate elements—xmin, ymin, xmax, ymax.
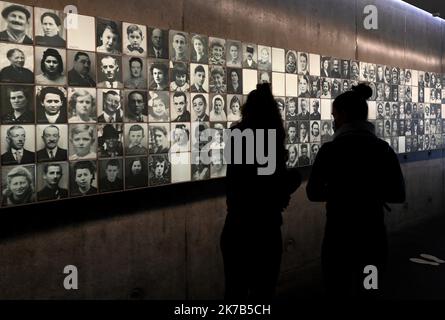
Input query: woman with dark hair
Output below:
<box><xmin>35</xmin><ymin>12</ymin><xmax>66</xmax><ymax>47</ymax></box>
<box><xmin>306</xmin><ymin>84</ymin><xmax>406</xmax><ymax>298</ymax></box>
<box><xmin>221</xmin><ymin>83</ymin><xmax>301</xmax><ymax>300</ymax></box>
<box><xmin>126</xmin><ymin>157</ymin><xmax>148</xmax><ymax>189</ymax></box>
<box><xmin>70</xmin><ymin>160</ymin><xmax>97</xmax><ymax>196</ymax></box>
<box><xmin>36</xmin><ymin>48</ymin><xmax>66</xmax><ymax>85</ymax></box>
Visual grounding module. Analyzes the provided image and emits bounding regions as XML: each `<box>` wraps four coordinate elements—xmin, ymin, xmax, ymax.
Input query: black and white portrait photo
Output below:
<box><xmin>66</xmin><ymin>14</ymin><xmax>96</xmax><ymax>52</ymax></box>
<box><xmin>34</xmin><ymin>47</ymin><xmax>67</xmax><ymax>85</ymax></box>
<box><xmin>331</xmin><ymin>79</ymin><xmax>342</xmax><ymax>99</ymax></box>
<box><xmin>149</xmin><ymin>154</ymin><xmax>171</xmax><ymax>186</ymax></box>
<box><xmin>1</xmin><ymin>85</ymin><xmax>34</xmax><ymax>124</ymax></box>
<box><xmin>1</xmin><ymin>124</ymin><xmax>35</xmax><ymax>165</ymax></box>
<box><xmin>227</xmin><ymin>94</ymin><xmax>242</xmax><ymax>122</ymax></box>
<box><xmin>147</xmin><ymin>27</ymin><xmax>168</xmax><ymax>59</ymax></box>
<box><xmin>170</xmin><ymin>62</ymin><xmax>190</xmax><ymax>92</ymax></box>
<box><xmin>320</xmin><ymin>78</ymin><xmax>331</xmax><ymax>98</ymax></box>
<box><xmin>96</xmin><ymin>54</ymin><xmax>123</xmax><ymax>89</ymax></box>
<box><xmin>68</xmin><ymin>124</ymin><xmax>97</xmax><ymax>161</ymax></box>
<box><xmin>122</xmin><ymin>22</ymin><xmax>147</xmax><ymax>57</ymax></box>
<box><xmin>125</xmin><ymin>156</ymin><xmax>148</xmax><ymax>189</ymax></box>
<box><xmin>227</xmin><ymin>67</ymin><xmax>242</xmax><ymax>94</ymax></box>
<box><xmin>350</xmin><ymin>61</ymin><xmax>359</xmax><ymax>81</ymax></box>
<box><xmin>0</xmin><ymin>2</ymin><xmax>33</xmax><ymax>44</ymax></box>
<box><xmin>298</xmin><ymin>52</ymin><xmax>309</xmax><ymax>75</ymax></box>
<box><xmin>96</xmin><ymin>18</ymin><xmax>122</xmax><ymax>55</ymax></box>
<box><xmin>310</xmin><ymin>76</ymin><xmax>320</xmax><ymax>98</ymax></box>
<box><xmin>36</xmin><ymin>124</ymin><xmax>68</xmax><ymax>162</ymax></box>
<box><xmin>257</xmin><ymin>45</ymin><xmax>272</xmax><ymax>71</ymax></box>
<box><xmin>169</xmin><ymin>30</ymin><xmax>189</xmax><ymax>62</ymax></box>
<box><xmin>310</xmin><ymin>120</ymin><xmax>321</xmax><ymax>143</ymax></box>
<box><xmin>1</xmin><ymin>164</ymin><xmax>36</xmax><ymax>207</ymax></box>
<box><xmin>285</xmin><ymin>97</ymin><xmax>298</xmax><ymax>121</ymax></box>
<box><xmin>36</xmin><ymin>162</ymin><xmax>69</xmax><ymax>201</ymax></box>
<box><xmin>210</xmin><ymin>94</ymin><xmax>227</xmax><ymax>122</ymax></box>
<box><xmin>97</xmin><ymin>89</ymin><xmax>124</xmax><ymax>123</ymax></box>
<box><xmin>191</xmin><ymin>121</ymin><xmax>210</xmax><ymax>152</ymax></box>
<box><xmin>148</xmin><ymin>60</ymin><xmax>169</xmax><ymax>91</ymax></box>
<box><xmin>36</xmin><ymin>86</ymin><xmax>67</xmax><ymax>124</ymax></box>
<box><xmin>298</xmin><ymin>143</ymin><xmax>310</xmax><ymax>166</ymax></box>
<box><xmin>99</xmin><ymin>158</ymin><xmax>123</xmax><ymax>192</ymax></box>
<box><xmin>330</xmin><ymin>58</ymin><xmax>341</xmax><ymax>78</ymax></box>
<box><xmin>97</xmin><ymin>123</ymin><xmax>124</xmax><ymax>158</ymax></box>
<box><xmin>190</xmin><ymin>34</ymin><xmax>208</xmax><ymax>64</ymax></box>
<box><xmin>226</xmin><ymin>40</ymin><xmax>242</xmax><ymax>68</ymax></box>
<box><xmin>69</xmin><ymin>160</ymin><xmax>98</xmax><ymax>197</ymax></box>
<box><xmin>0</xmin><ymin>44</ymin><xmax>34</xmax><ymax>83</ymax></box>
<box><xmin>190</xmin><ymin>63</ymin><xmax>209</xmax><ymax>93</ymax></box>
<box><xmin>321</xmin><ymin>120</ymin><xmax>333</xmax><ymax>143</ymax></box>
<box><xmin>191</xmin><ymin>151</ymin><xmax>210</xmax><ymax>181</ymax></box>
<box><xmin>149</xmin><ymin>123</ymin><xmax>170</xmax><ymax>154</ymax></box>
<box><xmin>125</xmin><ymin>90</ymin><xmax>148</xmax><ymax>122</ymax></box>
<box><xmin>341</xmin><ymin>59</ymin><xmax>350</xmax><ymax>79</ymax></box>
<box><xmin>148</xmin><ymin>91</ymin><xmax>170</xmax><ymax>122</ymax></box>
<box><xmin>309</xmin><ymin>99</ymin><xmax>321</xmax><ymax>120</ymax></box>
<box><xmin>242</xmin><ymin>43</ymin><xmax>257</xmax><ymax>69</ymax></box>
<box><xmin>191</xmin><ymin>93</ymin><xmax>210</xmax><ymax>122</ymax></box>
<box><xmin>297</xmin><ymin>98</ymin><xmax>310</xmax><ymax>120</ymax></box>
<box><xmin>67</xmin><ymin>87</ymin><xmax>97</xmax><ymax>123</ymax></box>
<box><xmin>209</xmin><ymin>37</ymin><xmax>225</xmax><ymax>66</ymax></box>
<box><xmin>170</xmin><ymin>91</ymin><xmax>191</xmax><ymax>122</ymax></box>
<box><xmin>124</xmin><ymin>123</ymin><xmax>148</xmax><ymax>156</ymax></box>
<box><xmin>123</xmin><ymin>56</ymin><xmax>147</xmax><ymax>89</ymax></box>
<box><xmin>209</xmin><ymin>66</ymin><xmax>226</xmax><ymax>94</ymax></box>
<box><xmin>258</xmin><ymin>71</ymin><xmax>271</xmax><ymax>85</ymax></box>
<box><xmin>286</xmin><ymin>144</ymin><xmax>298</xmax><ymax>168</ymax></box>
<box><xmin>285</xmin><ymin>50</ymin><xmax>297</xmax><ymax>74</ymax></box>
<box><xmin>210</xmin><ymin>148</ymin><xmax>226</xmax><ymax>178</ymax></box>
<box><xmin>34</xmin><ymin>7</ymin><xmax>66</xmax><ymax>47</ymax></box>
<box><xmin>298</xmin><ymin>75</ymin><xmax>311</xmax><ymax>98</ymax></box>
<box><xmin>170</xmin><ymin>122</ymin><xmax>190</xmax><ymax>153</ymax></box>
<box><xmin>171</xmin><ymin>152</ymin><xmax>191</xmax><ymax>183</ymax></box>
<box><xmin>320</xmin><ymin>56</ymin><xmax>331</xmax><ymax>78</ymax></box>
<box><xmin>67</xmin><ymin>50</ymin><xmax>96</xmax><ymax>87</ymax></box>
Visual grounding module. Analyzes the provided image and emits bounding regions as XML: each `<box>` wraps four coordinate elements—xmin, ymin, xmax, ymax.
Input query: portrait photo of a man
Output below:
<box><xmin>1</xmin><ymin>124</ymin><xmax>35</xmax><ymax>165</ymax></box>
<box><xmin>36</xmin><ymin>124</ymin><xmax>68</xmax><ymax>162</ymax></box>
<box><xmin>37</xmin><ymin>162</ymin><xmax>68</xmax><ymax>201</ymax></box>
<box><xmin>67</xmin><ymin>51</ymin><xmax>97</xmax><ymax>87</ymax></box>
<box><xmin>0</xmin><ymin>3</ymin><xmax>33</xmax><ymax>44</ymax></box>
<box><xmin>96</xmin><ymin>54</ymin><xmax>123</xmax><ymax>89</ymax></box>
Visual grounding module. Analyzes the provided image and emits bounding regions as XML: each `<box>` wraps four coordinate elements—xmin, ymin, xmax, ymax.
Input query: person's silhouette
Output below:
<box><xmin>306</xmin><ymin>84</ymin><xmax>406</xmax><ymax>298</ymax></box>
<box><xmin>221</xmin><ymin>83</ymin><xmax>301</xmax><ymax>301</ymax></box>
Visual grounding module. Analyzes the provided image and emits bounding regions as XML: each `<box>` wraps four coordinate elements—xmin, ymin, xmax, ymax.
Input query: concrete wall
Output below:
<box><xmin>0</xmin><ymin>0</ymin><xmax>444</xmax><ymax>299</ymax></box>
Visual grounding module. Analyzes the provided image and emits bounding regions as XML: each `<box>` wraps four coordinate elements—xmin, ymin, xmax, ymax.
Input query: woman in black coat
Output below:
<box><xmin>306</xmin><ymin>84</ymin><xmax>405</xmax><ymax>298</ymax></box>
<box><xmin>221</xmin><ymin>83</ymin><xmax>301</xmax><ymax>300</ymax></box>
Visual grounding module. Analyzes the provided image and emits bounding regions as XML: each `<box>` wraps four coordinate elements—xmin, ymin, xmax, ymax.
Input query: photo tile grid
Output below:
<box><xmin>0</xmin><ymin>0</ymin><xmax>443</xmax><ymax>207</ymax></box>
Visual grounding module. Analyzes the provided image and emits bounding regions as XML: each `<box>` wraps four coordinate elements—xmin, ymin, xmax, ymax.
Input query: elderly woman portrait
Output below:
<box><xmin>68</xmin><ymin>89</ymin><xmax>97</xmax><ymax>123</ymax></box>
<box><xmin>35</xmin><ymin>10</ymin><xmax>66</xmax><ymax>47</ymax></box>
<box><xmin>35</xmin><ymin>48</ymin><xmax>66</xmax><ymax>85</ymax></box>
<box><xmin>2</xmin><ymin>165</ymin><xmax>35</xmax><ymax>207</ymax></box>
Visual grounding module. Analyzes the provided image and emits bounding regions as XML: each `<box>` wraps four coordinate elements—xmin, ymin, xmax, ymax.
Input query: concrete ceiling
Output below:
<box><xmin>403</xmin><ymin>0</ymin><xmax>445</xmax><ymax>18</ymax></box>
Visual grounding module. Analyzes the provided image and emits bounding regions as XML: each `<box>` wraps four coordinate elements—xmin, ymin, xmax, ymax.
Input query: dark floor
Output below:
<box><xmin>279</xmin><ymin>213</ymin><xmax>445</xmax><ymax>300</ymax></box>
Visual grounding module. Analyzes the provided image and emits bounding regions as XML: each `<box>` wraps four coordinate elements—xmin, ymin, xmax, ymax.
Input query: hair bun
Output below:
<box><xmin>352</xmin><ymin>83</ymin><xmax>373</xmax><ymax>100</ymax></box>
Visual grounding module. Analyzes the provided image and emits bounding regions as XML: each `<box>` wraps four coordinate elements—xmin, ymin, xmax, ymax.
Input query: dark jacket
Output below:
<box><xmin>68</xmin><ymin>69</ymin><xmax>96</xmax><ymax>87</ymax></box>
<box><xmin>0</xmin><ymin>65</ymin><xmax>34</xmax><ymax>83</ymax></box>
<box><xmin>36</xmin><ymin>108</ymin><xmax>68</xmax><ymax>124</ymax></box>
<box><xmin>225</xmin><ymin>123</ymin><xmax>301</xmax><ymax>228</ymax></box>
<box><xmin>37</xmin><ymin>186</ymin><xmax>68</xmax><ymax>201</ymax></box>
<box><xmin>1</xmin><ymin>149</ymin><xmax>35</xmax><ymax>165</ymax></box>
<box><xmin>306</xmin><ymin>121</ymin><xmax>405</xmax><ymax>263</ymax></box>
<box><xmin>0</xmin><ymin>30</ymin><xmax>33</xmax><ymax>44</ymax></box>
<box><xmin>36</xmin><ymin>147</ymin><xmax>68</xmax><ymax>162</ymax></box>
<box><xmin>100</xmin><ymin>178</ymin><xmax>123</xmax><ymax>192</ymax></box>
